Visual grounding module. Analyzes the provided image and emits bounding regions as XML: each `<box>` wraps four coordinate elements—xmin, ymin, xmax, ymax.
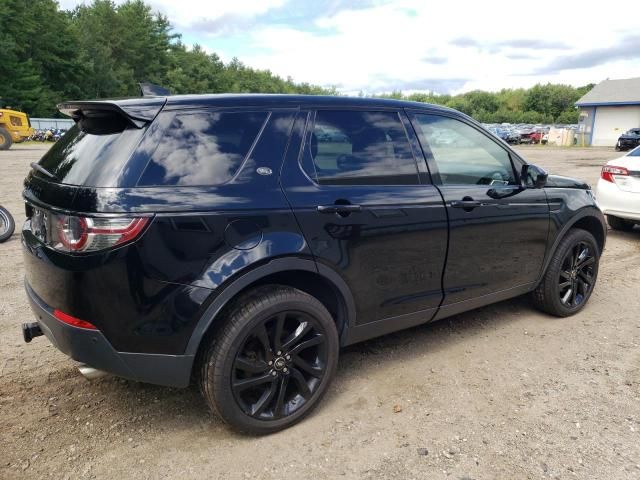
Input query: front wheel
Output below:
<box><xmin>199</xmin><ymin>285</ymin><xmax>339</xmax><ymax>434</ymax></box>
<box><xmin>531</xmin><ymin>229</ymin><xmax>599</xmax><ymax>317</ymax></box>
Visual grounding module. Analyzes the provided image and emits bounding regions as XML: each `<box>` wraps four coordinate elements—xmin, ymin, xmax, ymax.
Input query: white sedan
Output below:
<box><xmin>596</xmin><ymin>146</ymin><xmax>640</xmax><ymax>231</ymax></box>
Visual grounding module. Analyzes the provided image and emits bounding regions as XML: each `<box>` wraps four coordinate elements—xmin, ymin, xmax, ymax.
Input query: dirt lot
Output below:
<box><xmin>1</xmin><ymin>144</ymin><xmax>639</xmax><ymax>480</ymax></box>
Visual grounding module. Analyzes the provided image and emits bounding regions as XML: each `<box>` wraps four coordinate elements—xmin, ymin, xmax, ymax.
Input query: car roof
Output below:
<box><xmin>159</xmin><ymin>93</ymin><xmax>457</xmax><ymax>112</ymax></box>
<box><xmin>58</xmin><ymin>94</ymin><xmax>471</xmax><ymax>126</ymax></box>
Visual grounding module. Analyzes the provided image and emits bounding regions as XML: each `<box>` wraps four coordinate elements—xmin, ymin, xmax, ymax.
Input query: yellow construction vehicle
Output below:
<box><xmin>0</xmin><ymin>108</ymin><xmax>35</xmax><ymax>150</ymax></box>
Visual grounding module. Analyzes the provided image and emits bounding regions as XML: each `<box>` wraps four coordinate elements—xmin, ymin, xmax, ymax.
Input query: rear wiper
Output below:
<box><xmin>30</xmin><ymin>162</ymin><xmax>57</xmax><ymax>180</ymax></box>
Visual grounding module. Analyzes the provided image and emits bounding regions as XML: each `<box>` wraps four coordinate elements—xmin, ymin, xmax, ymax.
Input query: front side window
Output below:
<box><xmin>138</xmin><ymin>111</ymin><xmax>268</xmax><ymax>186</ymax></box>
<box><xmin>303</xmin><ymin>110</ymin><xmax>419</xmax><ymax>185</ymax></box>
<box><xmin>413</xmin><ymin>114</ymin><xmax>517</xmax><ymax>186</ymax></box>
<box><xmin>10</xmin><ymin>115</ymin><xmax>22</xmax><ymax>126</ymax></box>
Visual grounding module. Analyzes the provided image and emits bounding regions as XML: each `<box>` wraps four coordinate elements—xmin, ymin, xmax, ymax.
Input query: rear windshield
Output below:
<box><xmin>137</xmin><ymin>111</ymin><xmax>269</xmax><ymax>186</ymax></box>
<box><xmin>36</xmin><ymin>124</ymin><xmax>146</xmax><ymax>187</ymax></box>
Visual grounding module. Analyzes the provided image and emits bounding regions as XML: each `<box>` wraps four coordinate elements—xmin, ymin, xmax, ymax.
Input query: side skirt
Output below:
<box><xmin>342</xmin><ymin>282</ymin><xmax>535</xmax><ymax>346</ymax></box>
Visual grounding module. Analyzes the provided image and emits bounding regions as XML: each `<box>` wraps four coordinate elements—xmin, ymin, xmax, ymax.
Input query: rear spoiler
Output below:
<box><xmin>58</xmin><ymin>97</ymin><xmax>166</xmax><ymax>128</ymax></box>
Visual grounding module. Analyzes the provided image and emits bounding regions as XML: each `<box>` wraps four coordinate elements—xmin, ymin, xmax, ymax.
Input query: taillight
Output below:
<box><xmin>52</xmin><ymin>214</ymin><xmax>149</xmax><ymax>253</ymax></box>
<box><xmin>53</xmin><ymin>309</ymin><xmax>97</xmax><ymax>330</ymax></box>
<box><xmin>601</xmin><ymin>165</ymin><xmax>629</xmax><ymax>183</ymax></box>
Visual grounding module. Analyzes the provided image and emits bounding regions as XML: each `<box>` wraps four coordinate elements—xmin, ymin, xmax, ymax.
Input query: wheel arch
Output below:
<box><xmin>184</xmin><ymin>257</ymin><xmax>357</xmax><ymax>358</ymax></box>
<box><xmin>538</xmin><ymin>207</ymin><xmax>606</xmax><ymax>285</ymax></box>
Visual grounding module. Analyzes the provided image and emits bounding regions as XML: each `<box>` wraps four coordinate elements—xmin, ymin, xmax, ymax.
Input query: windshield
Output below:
<box><xmin>629</xmin><ymin>146</ymin><xmax>640</xmax><ymax>157</ymax></box>
<box><xmin>36</xmin><ymin>124</ymin><xmax>146</xmax><ymax>187</ymax></box>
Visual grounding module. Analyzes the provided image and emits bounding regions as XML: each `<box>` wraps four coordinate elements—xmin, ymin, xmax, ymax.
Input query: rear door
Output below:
<box><xmin>281</xmin><ymin>109</ymin><xmax>448</xmax><ymax>329</ymax></box>
<box><xmin>409</xmin><ymin>112</ymin><xmax>549</xmax><ymax>310</ymax></box>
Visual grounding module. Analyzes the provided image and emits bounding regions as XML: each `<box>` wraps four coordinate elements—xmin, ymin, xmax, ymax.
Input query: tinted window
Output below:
<box><xmin>36</xmin><ymin>124</ymin><xmax>146</xmax><ymax>187</ymax></box>
<box><xmin>303</xmin><ymin>110</ymin><xmax>418</xmax><ymax>185</ymax></box>
<box><xmin>138</xmin><ymin>111</ymin><xmax>268</xmax><ymax>186</ymax></box>
<box><xmin>414</xmin><ymin>114</ymin><xmax>516</xmax><ymax>186</ymax></box>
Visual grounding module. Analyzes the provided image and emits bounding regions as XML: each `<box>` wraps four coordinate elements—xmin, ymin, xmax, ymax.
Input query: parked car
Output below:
<box><xmin>615</xmin><ymin>128</ymin><xmax>640</xmax><ymax>151</ymax></box>
<box><xmin>486</xmin><ymin>126</ymin><xmax>509</xmax><ymax>142</ymax></box>
<box><xmin>22</xmin><ymin>94</ymin><xmax>607</xmax><ymax>434</ymax></box>
<box><xmin>506</xmin><ymin>130</ymin><xmax>522</xmax><ymax>144</ymax></box>
<box><xmin>596</xmin><ymin>145</ymin><xmax>640</xmax><ymax>231</ymax></box>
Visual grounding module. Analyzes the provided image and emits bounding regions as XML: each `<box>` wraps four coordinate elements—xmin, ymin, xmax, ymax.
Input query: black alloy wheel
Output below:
<box><xmin>557</xmin><ymin>241</ymin><xmax>596</xmax><ymax>308</ymax></box>
<box><xmin>531</xmin><ymin>228</ymin><xmax>600</xmax><ymax>317</ymax></box>
<box><xmin>199</xmin><ymin>285</ymin><xmax>339</xmax><ymax>434</ymax></box>
<box><xmin>231</xmin><ymin>310</ymin><xmax>328</xmax><ymax>420</ymax></box>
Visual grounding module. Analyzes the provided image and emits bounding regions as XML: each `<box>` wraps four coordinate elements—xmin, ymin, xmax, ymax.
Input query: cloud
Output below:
<box><xmin>536</xmin><ymin>34</ymin><xmax>640</xmax><ymax>73</ymax></box>
<box><xmin>504</xmin><ymin>52</ymin><xmax>536</xmax><ymax>60</ymax></box>
<box><xmin>450</xmin><ymin>37</ymin><xmax>478</xmax><ymax>48</ymax></box>
<box><xmin>144</xmin><ymin>0</ymin><xmax>288</xmax><ymax>31</ymax></box>
<box><xmin>190</xmin><ymin>13</ymin><xmax>254</xmax><ymax>36</ymax></box>
<box><xmin>378</xmin><ymin>78</ymin><xmax>469</xmax><ymax>93</ymax></box>
<box><xmin>373</xmin><ymin>75</ymin><xmax>469</xmax><ymax>94</ymax></box>
<box><xmin>452</xmin><ymin>37</ymin><xmax>568</xmax><ymax>51</ymax></box>
<box><xmin>495</xmin><ymin>39</ymin><xmax>569</xmax><ymax>50</ymax></box>
<box><xmin>422</xmin><ymin>56</ymin><xmax>448</xmax><ymax>65</ymax></box>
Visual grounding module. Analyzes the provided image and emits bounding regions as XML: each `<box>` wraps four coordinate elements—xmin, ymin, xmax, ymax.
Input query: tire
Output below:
<box><xmin>607</xmin><ymin>215</ymin><xmax>635</xmax><ymax>232</ymax></box>
<box><xmin>0</xmin><ymin>128</ymin><xmax>13</xmax><ymax>150</ymax></box>
<box><xmin>199</xmin><ymin>285</ymin><xmax>339</xmax><ymax>434</ymax></box>
<box><xmin>531</xmin><ymin>229</ymin><xmax>599</xmax><ymax>317</ymax></box>
<box><xmin>0</xmin><ymin>206</ymin><xmax>15</xmax><ymax>243</ymax></box>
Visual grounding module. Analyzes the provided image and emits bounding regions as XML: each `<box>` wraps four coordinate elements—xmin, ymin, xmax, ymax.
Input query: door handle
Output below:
<box><xmin>450</xmin><ymin>199</ymin><xmax>482</xmax><ymax>210</ymax></box>
<box><xmin>317</xmin><ymin>204</ymin><xmax>362</xmax><ymax>214</ymax></box>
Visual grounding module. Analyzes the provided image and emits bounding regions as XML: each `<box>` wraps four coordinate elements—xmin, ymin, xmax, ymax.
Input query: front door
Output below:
<box><xmin>281</xmin><ymin>109</ymin><xmax>448</xmax><ymax>327</ymax></box>
<box><xmin>410</xmin><ymin>112</ymin><xmax>549</xmax><ymax>308</ymax></box>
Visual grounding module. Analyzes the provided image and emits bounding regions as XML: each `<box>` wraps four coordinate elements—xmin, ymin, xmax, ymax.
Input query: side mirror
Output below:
<box><xmin>521</xmin><ymin>163</ymin><xmax>548</xmax><ymax>189</ymax></box>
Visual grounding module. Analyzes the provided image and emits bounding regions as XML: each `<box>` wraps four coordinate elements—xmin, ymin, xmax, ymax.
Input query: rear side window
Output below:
<box><xmin>10</xmin><ymin>115</ymin><xmax>23</xmax><ymax>126</ymax></box>
<box><xmin>36</xmin><ymin>124</ymin><xmax>146</xmax><ymax>187</ymax></box>
<box><xmin>303</xmin><ymin>110</ymin><xmax>418</xmax><ymax>185</ymax></box>
<box><xmin>138</xmin><ymin>111</ymin><xmax>268</xmax><ymax>186</ymax></box>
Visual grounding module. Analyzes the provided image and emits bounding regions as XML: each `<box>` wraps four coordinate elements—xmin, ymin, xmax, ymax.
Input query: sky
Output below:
<box><xmin>59</xmin><ymin>0</ymin><xmax>640</xmax><ymax>95</ymax></box>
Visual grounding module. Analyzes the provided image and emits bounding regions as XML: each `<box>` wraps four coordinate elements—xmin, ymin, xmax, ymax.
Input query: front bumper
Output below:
<box><xmin>25</xmin><ymin>281</ymin><xmax>193</xmax><ymax>387</ymax></box>
<box><xmin>617</xmin><ymin>139</ymin><xmax>640</xmax><ymax>150</ymax></box>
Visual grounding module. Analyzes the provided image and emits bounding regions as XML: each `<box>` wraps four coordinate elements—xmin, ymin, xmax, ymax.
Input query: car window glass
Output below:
<box><xmin>414</xmin><ymin>114</ymin><xmax>516</xmax><ymax>186</ymax></box>
<box><xmin>138</xmin><ymin>111</ymin><xmax>268</xmax><ymax>186</ymax></box>
<box><xmin>303</xmin><ymin>110</ymin><xmax>419</xmax><ymax>185</ymax></box>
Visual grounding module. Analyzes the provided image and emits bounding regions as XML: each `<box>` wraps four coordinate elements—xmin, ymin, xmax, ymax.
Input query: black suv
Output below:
<box><xmin>22</xmin><ymin>94</ymin><xmax>606</xmax><ymax>433</ymax></box>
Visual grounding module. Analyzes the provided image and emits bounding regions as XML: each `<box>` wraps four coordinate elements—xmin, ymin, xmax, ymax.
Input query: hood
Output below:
<box><xmin>545</xmin><ymin>174</ymin><xmax>590</xmax><ymax>190</ymax></box>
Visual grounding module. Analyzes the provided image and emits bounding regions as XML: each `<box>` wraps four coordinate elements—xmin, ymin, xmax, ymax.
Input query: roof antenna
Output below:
<box><xmin>139</xmin><ymin>83</ymin><xmax>171</xmax><ymax>97</ymax></box>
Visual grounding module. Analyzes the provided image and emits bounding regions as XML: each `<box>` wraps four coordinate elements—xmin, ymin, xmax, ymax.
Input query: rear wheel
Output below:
<box><xmin>199</xmin><ymin>285</ymin><xmax>339</xmax><ymax>434</ymax></box>
<box><xmin>607</xmin><ymin>215</ymin><xmax>635</xmax><ymax>232</ymax></box>
<box><xmin>0</xmin><ymin>128</ymin><xmax>12</xmax><ymax>150</ymax></box>
<box><xmin>532</xmin><ymin>229</ymin><xmax>599</xmax><ymax>317</ymax></box>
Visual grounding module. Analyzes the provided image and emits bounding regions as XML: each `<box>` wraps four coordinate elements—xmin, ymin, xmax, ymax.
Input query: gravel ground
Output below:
<box><xmin>1</xmin><ymin>144</ymin><xmax>639</xmax><ymax>480</ymax></box>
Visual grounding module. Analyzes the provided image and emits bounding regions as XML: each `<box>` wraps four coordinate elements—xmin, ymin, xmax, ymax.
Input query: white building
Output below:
<box><xmin>576</xmin><ymin>77</ymin><xmax>640</xmax><ymax>147</ymax></box>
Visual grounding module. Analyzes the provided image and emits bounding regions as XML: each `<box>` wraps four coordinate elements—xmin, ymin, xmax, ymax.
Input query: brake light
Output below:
<box><xmin>53</xmin><ymin>215</ymin><xmax>149</xmax><ymax>253</ymax></box>
<box><xmin>53</xmin><ymin>309</ymin><xmax>97</xmax><ymax>330</ymax></box>
<box><xmin>601</xmin><ymin>165</ymin><xmax>629</xmax><ymax>183</ymax></box>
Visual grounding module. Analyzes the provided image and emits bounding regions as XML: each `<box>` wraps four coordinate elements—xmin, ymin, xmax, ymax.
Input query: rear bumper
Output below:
<box><xmin>25</xmin><ymin>281</ymin><xmax>193</xmax><ymax>387</ymax></box>
<box><xmin>596</xmin><ymin>179</ymin><xmax>640</xmax><ymax>221</ymax></box>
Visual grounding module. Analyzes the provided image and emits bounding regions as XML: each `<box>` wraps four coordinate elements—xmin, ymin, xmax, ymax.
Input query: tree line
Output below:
<box><xmin>377</xmin><ymin>83</ymin><xmax>593</xmax><ymax>124</ymax></box>
<box><xmin>1</xmin><ymin>0</ymin><xmax>592</xmax><ymax>123</ymax></box>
